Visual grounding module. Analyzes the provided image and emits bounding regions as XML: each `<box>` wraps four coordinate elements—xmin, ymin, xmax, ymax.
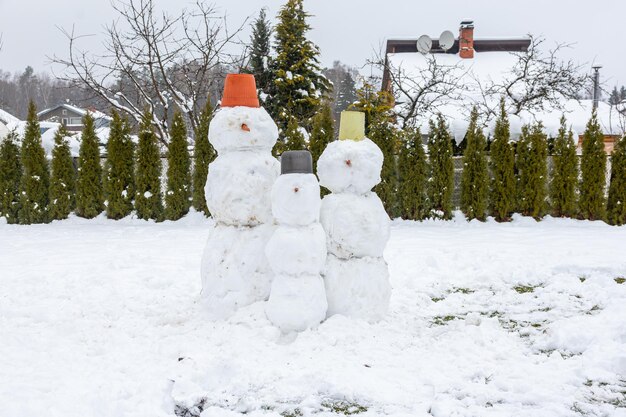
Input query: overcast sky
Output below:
<box><xmin>0</xmin><ymin>0</ymin><xmax>624</xmax><ymax>88</ymax></box>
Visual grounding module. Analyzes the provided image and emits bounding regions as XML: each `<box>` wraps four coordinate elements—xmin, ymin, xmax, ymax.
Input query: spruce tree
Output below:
<box><xmin>75</xmin><ymin>113</ymin><xmax>104</xmax><ymax>218</ymax></box>
<box><xmin>398</xmin><ymin>127</ymin><xmax>429</xmax><ymax>220</ymax></box>
<box><xmin>104</xmin><ymin>110</ymin><xmax>135</xmax><ymax>219</ymax></box>
<box><xmin>135</xmin><ymin>110</ymin><xmax>163</xmax><ymax>220</ymax></box>
<box><xmin>247</xmin><ymin>9</ymin><xmax>273</xmax><ymax>101</ymax></box>
<box><xmin>267</xmin><ymin>0</ymin><xmax>330</xmax><ymax>142</ymax></box>
<box><xmin>606</xmin><ymin>135</ymin><xmax>626</xmax><ymax>225</ymax></box>
<box><xmin>49</xmin><ymin>125</ymin><xmax>76</xmax><ymax>220</ymax></box>
<box><xmin>165</xmin><ymin>112</ymin><xmax>191</xmax><ymax>220</ymax></box>
<box><xmin>550</xmin><ymin>116</ymin><xmax>578</xmax><ymax>217</ymax></box>
<box><xmin>460</xmin><ymin>107</ymin><xmax>488</xmax><ymax>221</ymax></box>
<box><xmin>579</xmin><ymin>110</ymin><xmax>607</xmax><ymax>221</ymax></box>
<box><xmin>283</xmin><ymin>116</ymin><xmax>306</xmax><ymax>152</ymax></box>
<box><xmin>427</xmin><ymin>115</ymin><xmax>454</xmax><ymax>219</ymax></box>
<box><xmin>308</xmin><ymin>102</ymin><xmax>334</xmax><ymax>173</ymax></box>
<box><xmin>0</xmin><ymin>131</ymin><xmax>22</xmax><ymax>223</ymax></box>
<box><xmin>490</xmin><ymin>100</ymin><xmax>515</xmax><ymax>222</ymax></box>
<box><xmin>192</xmin><ymin>100</ymin><xmax>215</xmax><ymax>216</ymax></box>
<box><xmin>18</xmin><ymin>101</ymin><xmax>49</xmax><ymax>224</ymax></box>
<box><xmin>516</xmin><ymin>123</ymin><xmax>548</xmax><ymax>219</ymax></box>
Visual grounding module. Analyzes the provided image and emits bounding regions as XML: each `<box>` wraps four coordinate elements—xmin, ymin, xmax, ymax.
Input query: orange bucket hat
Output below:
<box><xmin>220</xmin><ymin>73</ymin><xmax>260</xmax><ymax>108</ymax></box>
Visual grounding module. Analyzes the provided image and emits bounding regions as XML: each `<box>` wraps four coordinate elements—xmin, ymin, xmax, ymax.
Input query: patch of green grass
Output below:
<box><xmin>321</xmin><ymin>400</ymin><xmax>367</xmax><ymax>415</ymax></box>
<box><xmin>615</xmin><ymin>277</ymin><xmax>625</xmax><ymax>284</ymax></box>
<box><xmin>579</xmin><ymin>276</ymin><xmax>587</xmax><ymax>283</ymax></box>
<box><xmin>281</xmin><ymin>408</ymin><xmax>303</xmax><ymax>417</ymax></box>
<box><xmin>432</xmin><ymin>315</ymin><xmax>458</xmax><ymax>325</ymax></box>
<box><xmin>431</xmin><ymin>297</ymin><xmax>445</xmax><ymax>303</ymax></box>
<box><xmin>453</xmin><ymin>287</ymin><xmax>475</xmax><ymax>294</ymax></box>
<box><xmin>514</xmin><ymin>285</ymin><xmax>540</xmax><ymax>294</ymax></box>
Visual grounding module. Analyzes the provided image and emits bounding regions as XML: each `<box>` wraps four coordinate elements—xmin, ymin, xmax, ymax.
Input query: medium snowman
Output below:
<box><xmin>316</xmin><ymin>111</ymin><xmax>391</xmax><ymax>322</ymax></box>
<box><xmin>200</xmin><ymin>74</ymin><xmax>280</xmax><ymax>318</ymax></box>
<box><xmin>265</xmin><ymin>151</ymin><xmax>328</xmax><ymax>332</ymax></box>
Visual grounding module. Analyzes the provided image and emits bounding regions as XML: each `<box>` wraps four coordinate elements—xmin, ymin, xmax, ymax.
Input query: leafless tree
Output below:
<box><xmin>53</xmin><ymin>0</ymin><xmax>249</xmax><ymax>146</ymax></box>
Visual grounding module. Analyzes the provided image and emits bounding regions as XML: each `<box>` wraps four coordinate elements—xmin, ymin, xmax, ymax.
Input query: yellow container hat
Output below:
<box><xmin>338</xmin><ymin>111</ymin><xmax>365</xmax><ymax>141</ymax></box>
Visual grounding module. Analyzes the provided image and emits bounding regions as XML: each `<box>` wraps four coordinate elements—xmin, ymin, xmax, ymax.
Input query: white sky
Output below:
<box><xmin>0</xmin><ymin>0</ymin><xmax>624</xmax><ymax>89</ymax></box>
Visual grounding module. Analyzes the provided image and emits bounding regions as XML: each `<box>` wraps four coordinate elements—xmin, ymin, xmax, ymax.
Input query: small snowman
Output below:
<box><xmin>200</xmin><ymin>74</ymin><xmax>280</xmax><ymax>318</ymax></box>
<box><xmin>265</xmin><ymin>151</ymin><xmax>328</xmax><ymax>332</ymax></box>
<box><xmin>317</xmin><ymin>111</ymin><xmax>391</xmax><ymax>322</ymax></box>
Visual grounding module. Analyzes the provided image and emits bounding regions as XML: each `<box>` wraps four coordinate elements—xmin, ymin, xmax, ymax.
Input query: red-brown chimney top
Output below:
<box><xmin>459</xmin><ymin>20</ymin><xmax>474</xmax><ymax>59</ymax></box>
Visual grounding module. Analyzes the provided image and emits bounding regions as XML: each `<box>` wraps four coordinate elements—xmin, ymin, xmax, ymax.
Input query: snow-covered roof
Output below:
<box><xmin>0</xmin><ymin>108</ymin><xmax>20</xmax><ymax>125</ymax></box>
<box><xmin>38</xmin><ymin>103</ymin><xmax>112</xmax><ymax>121</ymax></box>
<box><xmin>388</xmin><ymin>51</ymin><xmax>625</xmax><ymax>142</ymax></box>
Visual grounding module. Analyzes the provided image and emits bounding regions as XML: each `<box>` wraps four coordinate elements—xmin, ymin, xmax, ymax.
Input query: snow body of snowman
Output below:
<box><xmin>316</xmin><ymin>111</ymin><xmax>391</xmax><ymax>322</ymax></box>
<box><xmin>265</xmin><ymin>151</ymin><xmax>328</xmax><ymax>332</ymax></box>
<box><xmin>200</xmin><ymin>74</ymin><xmax>280</xmax><ymax>318</ymax></box>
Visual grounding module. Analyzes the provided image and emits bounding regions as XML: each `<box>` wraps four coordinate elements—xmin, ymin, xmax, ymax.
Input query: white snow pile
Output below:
<box><xmin>1</xmin><ymin>213</ymin><xmax>626</xmax><ymax>417</ymax></box>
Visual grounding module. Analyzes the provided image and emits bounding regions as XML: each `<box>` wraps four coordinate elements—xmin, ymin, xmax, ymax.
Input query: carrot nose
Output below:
<box><xmin>241</xmin><ymin>123</ymin><xmax>250</xmax><ymax>132</ymax></box>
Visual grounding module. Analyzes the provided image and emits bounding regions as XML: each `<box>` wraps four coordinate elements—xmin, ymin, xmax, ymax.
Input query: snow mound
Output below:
<box><xmin>204</xmin><ymin>151</ymin><xmax>280</xmax><ymax>226</ymax></box>
<box><xmin>320</xmin><ymin>192</ymin><xmax>390</xmax><ymax>259</ymax></box>
<box><xmin>200</xmin><ymin>223</ymin><xmax>275</xmax><ymax>319</ymax></box>
<box><xmin>316</xmin><ymin>138</ymin><xmax>383</xmax><ymax>195</ymax></box>
<box><xmin>209</xmin><ymin>106</ymin><xmax>278</xmax><ymax>153</ymax></box>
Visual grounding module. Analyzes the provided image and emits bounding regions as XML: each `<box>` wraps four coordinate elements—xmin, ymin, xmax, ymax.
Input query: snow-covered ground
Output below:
<box><xmin>1</xmin><ymin>213</ymin><xmax>625</xmax><ymax>417</ymax></box>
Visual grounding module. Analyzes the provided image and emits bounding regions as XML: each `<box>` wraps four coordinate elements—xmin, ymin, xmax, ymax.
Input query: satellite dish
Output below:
<box><xmin>439</xmin><ymin>30</ymin><xmax>455</xmax><ymax>51</ymax></box>
<box><xmin>416</xmin><ymin>35</ymin><xmax>432</xmax><ymax>54</ymax></box>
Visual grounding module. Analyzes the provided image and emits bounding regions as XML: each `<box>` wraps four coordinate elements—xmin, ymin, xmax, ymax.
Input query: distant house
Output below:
<box><xmin>0</xmin><ymin>108</ymin><xmax>20</xmax><ymax>139</ymax></box>
<box><xmin>383</xmin><ymin>21</ymin><xmax>623</xmax><ymax>153</ymax></box>
<box><xmin>37</xmin><ymin>103</ymin><xmax>111</xmax><ymax>133</ymax></box>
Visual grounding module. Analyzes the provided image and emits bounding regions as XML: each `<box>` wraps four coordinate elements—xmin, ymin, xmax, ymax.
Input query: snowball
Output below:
<box><xmin>205</xmin><ymin>151</ymin><xmax>280</xmax><ymax>226</ymax></box>
<box><xmin>320</xmin><ymin>192</ymin><xmax>390</xmax><ymax>259</ymax></box>
<box><xmin>324</xmin><ymin>255</ymin><xmax>391</xmax><ymax>322</ymax></box>
<box><xmin>265</xmin><ymin>223</ymin><xmax>327</xmax><ymax>276</ymax></box>
<box><xmin>209</xmin><ymin>106</ymin><xmax>278</xmax><ymax>153</ymax></box>
<box><xmin>200</xmin><ymin>223</ymin><xmax>275</xmax><ymax>319</ymax></box>
<box><xmin>265</xmin><ymin>274</ymin><xmax>327</xmax><ymax>332</ymax></box>
<box><xmin>316</xmin><ymin>138</ymin><xmax>383</xmax><ymax>194</ymax></box>
<box><xmin>271</xmin><ymin>173</ymin><xmax>321</xmax><ymax>226</ymax></box>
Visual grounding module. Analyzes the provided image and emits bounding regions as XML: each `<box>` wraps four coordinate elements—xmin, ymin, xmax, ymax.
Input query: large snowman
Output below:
<box><xmin>265</xmin><ymin>151</ymin><xmax>328</xmax><ymax>332</ymax></box>
<box><xmin>317</xmin><ymin>111</ymin><xmax>391</xmax><ymax>322</ymax></box>
<box><xmin>200</xmin><ymin>74</ymin><xmax>280</xmax><ymax>318</ymax></box>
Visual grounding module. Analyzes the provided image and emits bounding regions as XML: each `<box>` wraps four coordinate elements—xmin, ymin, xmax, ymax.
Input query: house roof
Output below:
<box><xmin>385</xmin><ymin>37</ymin><xmax>531</xmax><ymax>55</ymax></box>
<box><xmin>0</xmin><ymin>108</ymin><xmax>20</xmax><ymax>125</ymax></box>
<box><xmin>37</xmin><ymin>103</ymin><xmax>112</xmax><ymax>121</ymax></box>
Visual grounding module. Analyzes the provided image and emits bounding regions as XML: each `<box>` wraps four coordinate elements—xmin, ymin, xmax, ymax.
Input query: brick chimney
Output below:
<box><xmin>459</xmin><ymin>20</ymin><xmax>474</xmax><ymax>59</ymax></box>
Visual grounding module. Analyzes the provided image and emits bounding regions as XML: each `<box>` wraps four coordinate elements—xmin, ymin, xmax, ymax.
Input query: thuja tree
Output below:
<box><xmin>427</xmin><ymin>115</ymin><xmax>454</xmax><ymax>219</ymax></box>
<box><xmin>460</xmin><ymin>107</ymin><xmax>489</xmax><ymax>221</ymax></box>
<box><xmin>49</xmin><ymin>125</ymin><xmax>76</xmax><ymax>220</ymax></box>
<box><xmin>309</xmin><ymin>102</ymin><xmax>334</xmax><ymax>172</ymax></box>
<box><xmin>489</xmin><ymin>100</ymin><xmax>515</xmax><ymax>221</ymax></box>
<box><xmin>191</xmin><ymin>100</ymin><xmax>215</xmax><ymax>216</ymax></box>
<box><xmin>19</xmin><ymin>101</ymin><xmax>50</xmax><ymax>224</ymax></box>
<box><xmin>549</xmin><ymin>116</ymin><xmax>578</xmax><ymax>217</ymax></box>
<box><xmin>76</xmin><ymin>113</ymin><xmax>104</xmax><ymax>218</ymax></box>
<box><xmin>398</xmin><ymin>127</ymin><xmax>429</xmax><ymax>220</ymax></box>
<box><xmin>516</xmin><ymin>123</ymin><xmax>548</xmax><ymax>218</ymax></box>
<box><xmin>579</xmin><ymin>110</ymin><xmax>607</xmax><ymax>221</ymax></box>
<box><xmin>104</xmin><ymin>110</ymin><xmax>135</xmax><ymax>219</ymax></box>
<box><xmin>283</xmin><ymin>116</ymin><xmax>306</xmax><ymax>152</ymax></box>
<box><xmin>165</xmin><ymin>112</ymin><xmax>191</xmax><ymax>220</ymax></box>
<box><xmin>135</xmin><ymin>109</ymin><xmax>163</xmax><ymax>220</ymax></box>
<box><xmin>606</xmin><ymin>135</ymin><xmax>626</xmax><ymax>225</ymax></box>
<box><xmin>0</xmin><ymin>131</ymin><xmax>22</xmax><ymax>223</ymax></box>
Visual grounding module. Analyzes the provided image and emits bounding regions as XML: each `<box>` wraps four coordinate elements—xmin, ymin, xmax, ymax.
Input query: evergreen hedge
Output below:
<box><xmin>165</xmin><ymin>112</ymin><xmax>191</xmax><ymax>220</ymax></box>
<box><xmin>460</xmin><ymin>108</ymin><xmax>489</xmax><ymax>221</ymax></box>
<box><xmin>579</xmin><ymin>111</ymin><xmax>607</xmax><ymax>221</ymax></box>
<box><xmin>49</xmin><ymin>125</ymin><xmax>76</xmax><ymax>220</ymax></box>
<box><xmin>75</xmin><ymin>113</ymin><xmax>104</xmax><ymax>218</ymax></box>
<box><xmin>0</xmin><ymin>131</ymin><xmax>22</xmax><ymax>223</ymax></box>
<box><xmin>104</xmin><ymin>110</ymin><xmax>135</xmax><ymax>219</ymax></box>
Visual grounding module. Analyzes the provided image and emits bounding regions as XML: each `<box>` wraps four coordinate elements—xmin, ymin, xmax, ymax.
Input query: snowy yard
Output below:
<box><xmin>1</xmin><ymin>213</ymin><xmax>625</xmax><ymax>417</ymax></box>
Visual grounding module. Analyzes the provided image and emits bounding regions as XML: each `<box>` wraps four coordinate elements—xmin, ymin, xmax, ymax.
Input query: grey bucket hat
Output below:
<box><xmin>280</xmin><ymin>150</ymin><xmax>313</xmax><ymax>175</ymax></box>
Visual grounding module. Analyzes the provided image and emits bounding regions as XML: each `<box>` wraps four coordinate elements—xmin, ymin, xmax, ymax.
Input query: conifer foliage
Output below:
<box><xmin>398</xmin><ymin>127</ymin><xmax>429</xmax><ymax>220</ymax></box>
<box><xmin>18</xmin><ymin>101</ymin><xmax>50</xmax><ymax>224</ymax></box>
<box><xmin>489</xmin><ymin>100</ymin><xmax>515</xmax><ymax>222</ymax></box>
<box><xmin>0</xmin><ymin>131</ymin><xmax>23</xmax><ymax>223</ymax></box>
<box><xmin>460</xmin><ymin>108</ymin><xmax>489</xmax><ymax>221</ymax></box>
<box><xmin>104</xmin><ymin>110</ymin><xmax>135</xmax><ymax>219</ymax></box>
<box><xmin>192</xmin><ymin>100</ymin><xmax>215</xmax><ymax>216</ymax></box>
<box><xmin>579</xmin><ymin>110</ymin><xmax>607</xmax><ymax>221</ymax></box>
<box><xmin>49</xmin><ymin>125</ymin><xmax>76</xmax><ymax>220</ymax></box>
<box><xmin>135</xmin><ymin>110</ymin><xmax>163</xmax><ymax>220</ymax></box>
<box><xmin>75</xmin><ymin>113</ymin><xmax>104</xmax><ymax>218</ymax></box>
<box><xmin>268</xmin><ymin>0</ymin><xmax>330</xmax><ymax>136</ymax></box>
<box><xmin>283</xmin><ymin>117</ymin><xmax>306</xmax><ymax>152</ymax></box>
<box><xmin>516</xmin><ymin>123</ymin><xmax>548</xmax><ymax>218</ymax></box>
<box><xmin>427</xmin><ymin>115</ymin><xmax>455</xmax><ymax>219</ymax></box>
<box><xmin>165</xmin><ymin>112</ymin><xmax>191</xmax><ymax>220</ymax></box>
<box><xmin>606</xmin><ymin>135</ymin><xmax>626</xmax><ymax>225</ymax></box>
<box><xmin>247</xmin><ymin>9</ymin><xmax>273</xmax><ymax>101</ymax></box>
<box><xmin>550</xmin><ymin>116</ymin><xmax>578</xmax><ymax>217</ymax></box>
<box><xmin>308</xmin><ymin>102</ymin><xmax>334</xmax><ymax>173</ymax></box>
